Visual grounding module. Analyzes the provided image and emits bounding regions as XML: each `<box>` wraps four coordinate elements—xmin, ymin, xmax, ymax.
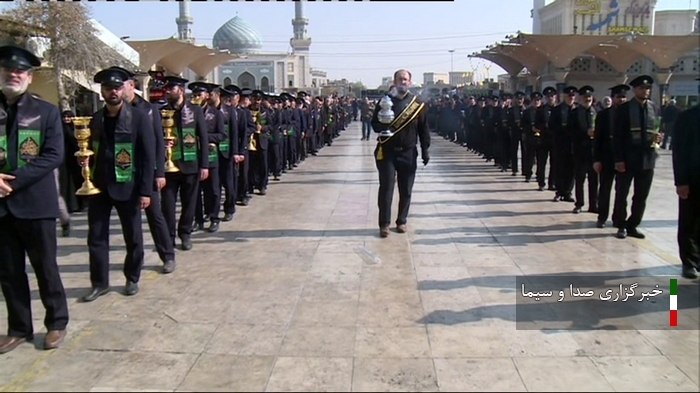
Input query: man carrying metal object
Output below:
<box><xmin>371</xmin><ymin>69</ymin><xmax>430</xmax><ymax>238</ymax></box>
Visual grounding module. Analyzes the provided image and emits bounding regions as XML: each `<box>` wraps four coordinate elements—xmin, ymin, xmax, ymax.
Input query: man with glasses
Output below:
<box><xmin>0</xmin><ymin>45</ymin><xmax>70</xmax><ymax>353</ymax></box>
<box><xmin>593</xmin><ymin>84</ymin><xmax>629</xmax><ymax>228</ymax></box>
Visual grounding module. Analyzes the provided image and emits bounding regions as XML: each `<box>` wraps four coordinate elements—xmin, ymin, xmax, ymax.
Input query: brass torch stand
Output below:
<box><xmin>73</xmin><ymin>116</ymin><xmax>100</xmax><ymax>196</ymax></box>
<box><xmin>160</xmin><ymin>109</ymin><xmax>179</xmax><ymax>173</ymax></box>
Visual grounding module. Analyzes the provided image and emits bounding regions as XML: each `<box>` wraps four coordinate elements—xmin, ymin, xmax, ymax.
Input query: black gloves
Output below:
<box><xmin>421</xmin><ymin>149</ymin><xmax>430</xmax><ymax>166</ymax></box>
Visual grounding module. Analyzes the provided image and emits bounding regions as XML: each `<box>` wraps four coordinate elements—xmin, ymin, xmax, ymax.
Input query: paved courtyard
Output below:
<box><xmin>0</xmin><ymin>121</ymin><xmax>698</xmax><ymax>392</ymax></box>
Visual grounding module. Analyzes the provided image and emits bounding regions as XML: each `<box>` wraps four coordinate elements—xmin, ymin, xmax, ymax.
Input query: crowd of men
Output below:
<box><xmin>0</xmin><ymin>44</ymin><xmax>358</xmax><ymax>354</ymax></box>
<box><xmin>427</xmin><ymin>75</ymin><xmax>700</xmax><ymax>280</ymax></box>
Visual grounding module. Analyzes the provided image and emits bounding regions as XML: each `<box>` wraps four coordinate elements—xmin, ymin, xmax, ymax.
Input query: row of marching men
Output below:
<box><xmin>427</xmin><ymin>76</ymin><xmax>665</xmax><ymax>241</ymax></box>
<box><xmin>0</xmin><ymin>46</ymin><xmax>357</xmax><ymax>352</ymax></box>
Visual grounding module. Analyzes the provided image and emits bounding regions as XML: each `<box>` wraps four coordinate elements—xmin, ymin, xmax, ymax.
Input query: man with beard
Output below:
<box><xmin>593</xmin><ymin>84</ymin><xmax>629</xmax><ymax>228</ymax></box>
<box><xmin>160</xmin><ymin>76</ymin><xmax>208</xmax><ymax>250</ymax></box>
<box><xmin>111</xmin><ymin>66</ymin><xmax>175</xmax><ymax>274</ymax></box>
<box><xmin>236</xmin><ymin>89</ymin><xmax>256</xmax><ymax>205</ymax></box>
<box><xmin>79</xmin><ymin>67</ymin><xmax>155</xmax><ymax>302</ymax></box>
<box><xmin>0</xmin><ymin>45</ymin><xmax>69</xmax><ymax>353</ymax></box>
<box><xmin>189</xmin><ymin>82</ymin><xmax>226</xmax><ymax>233</ymax></box>
<box><xmin>371</xmin><ymin>69</ymin><xmax>430</xmax><ymax>238</ymax></box>
<box><xmin>612</xmin><ymin>75</ymin><xmax>662</xmax><ymax>239</ymax></box>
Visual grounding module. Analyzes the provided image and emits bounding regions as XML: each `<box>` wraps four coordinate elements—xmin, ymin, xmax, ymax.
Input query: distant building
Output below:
<box><xmin>381</xmin><ymin>76</ymin><xmax>393</xmax><ymax>87</ymax></box>
<box><xmin>449</xmin><ymin>71</ymin><xmax>474</xmax><ymax>86</ymax></box>
<box><xmin>423</xmin><ymin>72</ymin><xmax>449</xmax><ymax>85</ymax></box>
<box><xmin>311</xmin><ymin>68</ymin><xmax>328</xmax><ymax>89</ymax></box>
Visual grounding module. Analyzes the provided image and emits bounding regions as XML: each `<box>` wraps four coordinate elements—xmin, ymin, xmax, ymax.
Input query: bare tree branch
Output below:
<box><xmin>0</xmin><ymin>2</ymin><xmax>129</xmax><ymax>110</ymax></box>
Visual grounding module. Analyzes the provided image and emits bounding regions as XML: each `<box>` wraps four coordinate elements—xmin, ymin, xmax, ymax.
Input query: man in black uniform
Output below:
<box><xmin>113</xmin><ymin>66</ymin><xmax>175</xmax><ymax>274</ymax></box>
<box><xmin>535</xmin><ymin>87</ymin><xmax>557</xmax><ymax>191</ymax></box>
<box><xmin>522</xmin><ymin>92</ymin><xmax>542</xmax><ymax>182</ymax></box>
<box><xmin>612</xmin><ymin>75</ymin><xmax>661</xmax><ymax>239</ymax></box>
<box><xmin>249</xmin><ymin>90</ymin><xmax>269</xmax><ymax>195</ymax></box>
<box><xmin>593</xmin><ymin>84</ymin><xmax>629</xmax><ymax>228</ymax></box>
<box><xmin>508</xmin><ymin>92</ymin><xmax>527</xmax><ymax>177</ymax></box>
<box><xmin>671</xmin><ymin>77</ymin><xmax>700</xmax><ymax>279</ymax></box>
<box><xmin>236</xmin><ymin>88</ymin><xmax>255</xmax><ymax>206</ymax></box>
<box><xmin>0</xmin><ymin>46</ymin><xmax>69</xmax><ymax>353</ymax></box>
<box><xmin>80</xmin><ymin>67</ymin><xmax>155</xmax><ymax>302</ymax></box>
<box><xmin>551</xmin><ymin>86</ymin><xmax>577</xmax><ymax>202</ymax></box>
<box><xmin>190</xmin><ymin>82</ymin><xmax>225</xmax><ymax>233</ymax></box>
<box><xmin>216</xmin><ymin>85</ymin><xmax>239</xmax><ymax>222</ymax></box>
<box><xmin>570</xmin><ymin>85</ymin><xmax>598</xmax><ymax>214</ymax></box>
<box><xmin>160</xmin><ymin>76</ymin><xmax>208</xmax><ymax>250</ymax></box>
<box><xmin>371</xmin><ymin>69</ymin><xmax>430</xmax><ymax>238</ymax></box>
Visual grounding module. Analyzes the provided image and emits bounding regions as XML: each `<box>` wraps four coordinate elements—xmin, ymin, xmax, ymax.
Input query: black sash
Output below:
<box><xmin>375</xmin><ymin>95</ymin><xmax>425</xmax><ymax>161</ymax></box>
<box><xmin>91</xmin><ymin>104</ymin><xmax>134</xmax><ymax>183</ymax></box>
<box><xmin>629</xmin><ymin>99</ymin><xmax>657</xmax><ymax>148</ymax></box>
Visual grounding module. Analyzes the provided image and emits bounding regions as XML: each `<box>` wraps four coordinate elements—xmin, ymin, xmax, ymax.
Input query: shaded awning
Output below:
<box><xmin>472</xmin><ymin>33</ymin><xmax>700</xmax><ymax>75</ymax></box>
<box><xmin>469</xmin><ymin>51</ymin><xmax>525</xmax><ymax>77</ymax></box>
<box><xmin>125</xmin><ymin>37</ymin><xmax>238</xmax><ymax>77</ymax></box>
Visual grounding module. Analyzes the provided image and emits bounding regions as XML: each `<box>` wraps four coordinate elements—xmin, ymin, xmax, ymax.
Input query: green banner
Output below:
<box><xmin>219</xmin><ymin>141</ymin><xmax>229</xmax><ymax>152</ymax></box>
<box><xmin>181</xmin><ymin>127</ymin><xmax>197</xmax><ymax>162</ymax></box>
<box><xmin>0</xmin><ymin>135</ymin><xmax>8</xmax><ymax>172</ymax></box>
<box><xmin>207</xmin><ymin>144</ymin><xmax>218</xmax><ymax>163</ymax></box>
<box><xmin>114</xmin><ymin>142</ymin><xmax>133</xmax><ymax>183</ymax></box>
<box><xmin>18</xmin><ymin>129</ymin><xmax>41</xmax><ymax>168</ymax></box>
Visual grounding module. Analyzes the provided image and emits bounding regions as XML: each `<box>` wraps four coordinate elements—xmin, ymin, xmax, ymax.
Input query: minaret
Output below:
<box><xmin>290</xmin><ymin>0</ymin><xmax>311</xmax><ymax>53</ymax></box>
<box><xmin>176</xmin><ymin>0</ymin><xmax>194</xmax><ymax>42</ymax></box>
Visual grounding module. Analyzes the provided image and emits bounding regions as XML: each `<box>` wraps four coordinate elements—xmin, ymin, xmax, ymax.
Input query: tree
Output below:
<box><xmin>0</xmin><ymin>2</ymin><xmax>126</xmax><ymax>110</ymax></box>
<box><xmin>348</xmin><ymin>81</ymin><xmax>367</xmax><ymax>97</ymax></box>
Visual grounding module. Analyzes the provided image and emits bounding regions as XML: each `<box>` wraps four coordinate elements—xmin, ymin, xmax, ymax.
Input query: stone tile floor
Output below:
<box><xmin>0</xmin><ymin>121</ymin><xmax>698</xmax><ymax>392</ymax></box>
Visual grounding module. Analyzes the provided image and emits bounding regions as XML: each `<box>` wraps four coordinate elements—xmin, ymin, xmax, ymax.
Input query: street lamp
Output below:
<box><xmin>448</xmin><ymin>49</ymin><xmax>455</xmax><ymax>72</ymax></box>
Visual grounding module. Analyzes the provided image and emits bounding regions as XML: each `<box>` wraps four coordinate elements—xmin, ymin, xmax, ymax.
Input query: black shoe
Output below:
<box><xmin>203</xmin><ymin>214</ymin><xmax>210</xmax><ymax>222</ymax></box>
<box><xmin>681</xmin><ymin>266</ymin><xmax>698</xmax><ymax>279</ymax></box>
<box><xmin>587</xmin><ymin>208</ymin><xmax>599</xmax><ymax>214</ymax></box>
<box><xmin>511</xmin><ymin>172</ymin><xmax>517</xmax><ymax>176</ymax></box>
<box><xmin>616</xmin><ymin>228</ymin><xmax>627</xmax><ymax>239</ymax></box>
<box><xmin>552</xmin><ymin>195</ymin><xmax>560</xmax><ymax>202</ymax></box>
<box><xmin>61</xmin><ymin>223</ymin><xmax>70</xmax><ymax>237</ymax></box>
<box><xmin>80</xmin><ymin>287</ymin><xmax>110</xmax><ymax>303</ymax></box>
<box><xmin>241</xmin><ymin>198</ymin><xmax>249</xmax><ymax>206</ymax></box>
<box><xmin>258</xmin><ymin>188</ymin><xmax>267</xmax><ymax>196</ymax></box>
<box><xmin>525</xmin><ymin>177</ymin><xmax>531</xmax><ymax>183</ymax></box>
<box><xmin>222</xmin><ymin>213</ymin><xmax>234</xmax><ymax>222</ymax></box>
<box><xmin>547</xmin><ymin>186</ymin><xmax>556</xmax><ymax>191</ymax></box>
<box><xmin>192</xmin><ymin>222</ymin><xmax>204</xmax><ymax>233</ymax></box>
<box><xmin>572</xmin><ymin>206</ymin><xmax>582</xmax><ymax>214</ymax></box>
<box><xmin>207</xmin><ymin>221</ymin><xmax>220</xmax><ymax>233</ymax></box>
<box><xmin>596</xmin><ymin>220</ymin><xmax>606</xmax><ymax>228</ymax></box>
<box><xmin>537</xmin><ymin>186</ymin><xmax>544</xmax><ymax>191</ymax></box>
<box><xmin>273</xmin><ymin>176</ymin><xmax>280</xmax><ymax>181</ymax></box>
<box><xmin>626</xmin><ymin>228</ymin><xmax>645</xmax><ymax>239</ymax></box>
<box><xmin>562</xmin><ymin>196</ymin><xmax>575</xmax><ymax>203</ymax></box>
<box><xmin>162</xmin><ymin>260</ymin><xmax>176</xmax><ymax>274</ymax></box>
<box><xmin>124</xmin><ymin>281</ymin><xmax>139</xmax><ymax>296</ymax></box>
<box><xmin>180</xmin><ymin>237</ymin><xmax>193</xmax><ymax>251</ymax></box>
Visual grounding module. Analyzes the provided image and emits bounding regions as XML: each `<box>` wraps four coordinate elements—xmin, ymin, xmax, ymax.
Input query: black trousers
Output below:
<box><xmin>523</xmin><ymin>138</ymin><xmax>537</xmax><ymax>178</ymax></box>
<box><xmin>510</xmin><ymin>136</ymin><xmax>523</xmax><ymax>173</ymax></box>
<box><xmin>678</xmin><ymin>188</ymin><xmax>700</xmax><ymax>269</ymax></box>
<box><xmin>195</xmin><ymin>165</ymin><xmax>221</xmax><ymax>223</ymax></box>
<box><xmin>307</xmin><ymin>133</ymin><xmax>316</xmax><ymax>154</ymax></box>
<box><xmin>162</xmin><ymin>172</ymin><xmax>199</xmax><ymax>240</ymax></box>
<box><xmin>269</xmin><ymin>143</ymin><xmax>282</xmax><ymax>177</ymax></box>
<box><xmin>250</xmin><ymin>149</ymin><xmax>269</xmax><ymax>191</ymax></box>
<box><xmin>145</xmin><ymin>188</ymin><xmax>174</xmax><ymax>262</ymax></box>
<box><xmin>597</xmin><ymin>166</ymin><xmax>616</xmax><ymax>223</ymax></box>
<box><xmin>286</xmin><ymin>135</ymin><xmax>296</xmax><ymax>168</ymax></box>
<box><xmin>236</xmin><ymin>152</ymin><xmax>249</xmax><ymax>202</ymax></box>
<box><xmin>0</xmin><ymin>215</ymin><xmax>68</xmax><ymax>337</ymax></box>
<box><xmin>536</xmin><ymin>141</ymin><xmax>554</xmax><ymax>188</ymax></box>
<box><xmin>556</xmin><ymin>149</ymin><xmax>575</xmax><ymax>197</ymax></box>
<box><xmin>376</xmin><ymin>147</ymin><xmax>418</xmax><ymax>228</ymax></box>
<box><xmin>574</xmin><ymin>153</ymin><xmax>598</xmax><ymax>209</ymax></box>
<box><xmin>219</xmin><ymin>156</ymin><xmax>235</xmax><ymax>215</ymax></box>
<box><xmin>612</xmin><ymin>169</ymin><xmax>654</xmax><ymax>230</ymax></box>
<box><xmin>87</xmin><ymin>192</ymin><xmax>144</xmax><ymax>288</ymax></box>
<box><xmin>500</xmin><ymin>132</ymin><xmax>511</xmax><ymax>169</ymax></box>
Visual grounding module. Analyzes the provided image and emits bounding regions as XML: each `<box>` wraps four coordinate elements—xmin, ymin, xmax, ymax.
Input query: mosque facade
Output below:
<box><xmin>179</xmin><ymin>1</ymin><xmax>325</xmax><ymax>93</ymax></box>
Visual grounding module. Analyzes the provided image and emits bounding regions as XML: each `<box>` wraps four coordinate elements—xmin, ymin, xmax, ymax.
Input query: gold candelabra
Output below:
<box><xmin>160</xmin><ymin>109</ymin><xmax>179</xmax><ymax>173</ymax></box>
<box><xmin>73</xmin><ymin>116</ymin><xmax>100</xmax><ymax>196</ymax></box>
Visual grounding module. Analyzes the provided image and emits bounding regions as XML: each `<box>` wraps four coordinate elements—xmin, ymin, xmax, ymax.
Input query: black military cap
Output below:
<box><xmin>542</xmin><ymin>86</ymin><xmax>557</xmax><ymax>96</ymax></box>
<box><xmin>93</xmin><ymin>67</ymin><xmax>130</xmax><ymax>87</ymax></box>
<box><xmin>163</xmin><ymin>76</ymin><xmax>188</xmax><ymax>88</ymax></box>
<box><xmin>629</xmin><ymin>75</ymin><xmax>654</xmax><ymax>88</ymax></box>
<box><xmin>563</xmin><ymin>86</ymin><xmax>578</xmax><ymax>95</ymax></box>
<box><xmin>188</xmin><ymin>82</ymin><xmax>210</xmax><ymax>94</ymax></box>
<box><xmin>468</xmin><ymin>95</ymin><xmax>475</xmax><ymax>100</ymax></box>
<box><xmin>578</xmin><ymin>85</ymin><xmax>594</xmax><ymax>95</ymax></box>
<box><xmin>477</xmin><ymin>96</ymin><xmax>486</xmax><ymax>102</ymax></box>
<box><xmin>0</xmin><ymin>45</ymin><xmax>41</xmax><ymax>70</ymax></box>
<box><xmin>251</xmin><ymin>89</ymin><xmax>264</xmax><ymax>98</ymax></box>
<box><xmin>514</xmin><ymin>91</ymin><xmax>526</xmax><ymax>98</ymax></box>
<box><xmin>240</xmin><ymin>88</ymin><xmax>253</xmax><ymax>97</ymax></box>
<box><xmin>501</xmin><ymin>93</ymin><xmax>512</xmax><ymax>100</ymax></box>
<box><xmin>223</xmin><ymin>85</ymin><xmax>241</xmax><ymax>96</ymax></box>
<box><xmin>108</xmin><ymin>66</ymin><xmax>136</xmax><ymax>80</ymax></box>
<box><xmin>609</xmin><ymin>84</ymin><xmax>630</xmax><ymax>96</ymax></box>
<box><xmin>280</xmin><ymin>92</ymin><xmax>293</xmax><ymax>101</ymax></box>
<box><xmin>297</xmin><ymin>91</ymin><xmax>308</xmax><ymax>97</ymax></box>
<box><xmin>207</xmin><ymin>83</ymin><xmax>222</xmax><ymax>92</ymax></box>
<box><xmin>531</xmin><ymin>92</ymin><xmax>543</xmax><ymax>100</ymax></box>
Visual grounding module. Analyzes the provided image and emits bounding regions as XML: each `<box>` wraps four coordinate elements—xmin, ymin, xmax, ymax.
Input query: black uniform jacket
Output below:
<box><xmin>0</xmin><ymin>92</ymin><xmax>64</xmax><ymax>220</ymax></box>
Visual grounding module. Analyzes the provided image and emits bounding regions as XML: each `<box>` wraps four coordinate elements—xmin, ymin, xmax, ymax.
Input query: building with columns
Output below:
<box><xmin>480</xmin><ymin>0</ymin><xmax>699</xmax><ymax>107</ymax></box>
